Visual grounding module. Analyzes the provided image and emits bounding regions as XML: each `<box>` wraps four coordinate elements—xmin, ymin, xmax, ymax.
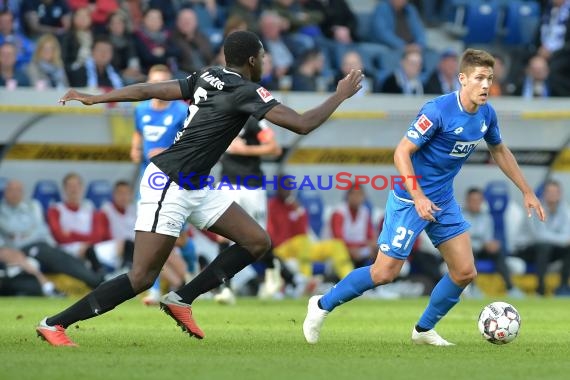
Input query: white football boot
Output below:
<box><xmin>303</xmin><ymin>295</ymin><xmax>329</xmax><ymax>344</ymax></box>
<box><xmin>411</xmin><ymin>328</ymin><xmax>455</xmax><ymax>346</ymax></box>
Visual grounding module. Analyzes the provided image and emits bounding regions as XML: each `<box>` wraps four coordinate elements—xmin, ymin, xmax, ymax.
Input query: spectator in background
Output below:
<box><xmin>47</xmin><ymin>173</ymin><xmax>116</xmax><ymax>273</ymax></box>
<box><xmin>377</xmin><ymin>49</ymin><xmax>423</xmax><ymax>95</ymax></box>
<box><xmin>0</xmin><ymin>0</ymin><xmax>22</xmax><ymax>34</ymax></box>
<box><xmin>223</xmin><ymin>14</ymin><xmax>248</xmax><ymax>37</ymax></box>
<box><xmin>68</xmin><ymin>36</ymin><xmax>123</xmax><ymax>89</ymax></box>
<box><xmin>549</xmin><ymin>44</ymin><xmax>570</xmax><ymax>96</ymax></box>
<box><xmin>170</xmin><ymin>8</ymin><xmax>213</xmax><ymax>77</ymax></box>
<box><xmin>331</xmin><ymin>185</ymin><xmax>377</xmax><ymax>268</ymax></box>
<box><xmin>370</xmin><ymin>0</ymin><xmax>427</xmax><ymax>53</ymax></box>
<box><xmin>0</xmin><ymin>10</ymin><xmax>35</xmax><ymax>70</ymax></box>
<box><xmin>133</xmin><ymin>8</ymin><xmax>179</xmax><ymax>74</ymax></box>
<box><xmin>259</xmin><ymin>51</ymin><xmax>280</xmax><ymax>90</ymax></box>
<box><xmin>228</xmin><ymin>0</ymin><xmax>261</xmax><ymax>35</ymax></box>
<box><xmin>533</xmin><ymin>0</ymin><xmax>570</xmax><ymax>61</ymax></box>
<box><xmin>291</xmin><ymin>48</ymin><xmax>325</xmax><ymax>92</ymax></box>
<box><xmin>462</xmin><ymin>188</ymin><xmax>524</xmax><ymax>298</ymax></box>
<box><xmin>259</xmin><ymin>11</ymin><xmax>295</xmax><ymax>80</ymax></box>
<box><xmin>0</xmin><ymin>42</ymin><xmax>30</xmax><ymax>88</ymax></box>
<box><xmin>303</xmin><ymin>0</ymin><xmax>357</xmax><ymax>44</ymax></box>
<box><xmin>0</xmin><ymin>180</ymin><xmax>105</xmax><ymax>289</ymax></box>
<box><xmin>268</xmin><ymin>175</ymin><xmax>354</xmax><ymax>283</ymax></box>
<box><xmin>517</xmin><ymin>180</ymin><xmax>570</xmax><ymax>296</ymax></box>
<box><xmin>68</xmin><ymin>0</ymin><xmax>120</xmax><ymax>34</ymax></box>
<box><xmin>0</xmin><ymin>243</ymin><xmax>62</xmax><ymax>297</ymax></box>
<box><xmin>269</xmin><ymin>0</ymin><xmax>323</xmax><ymax>55</ymax></box>
<box><xmin>100</xmin><ymin>181</ymin><xmax>136</xmax><ymax>270</ymax></box>
<box><xmin>61</xmin><ymin>7</ymin><xmax>94</xmax><ymax>75</ymax></box>
<box><xmin>424</xmin><ymin>49</ymin><xmax>460</xmax><ymax>95</ymax></box>
<box><xmin>513</xmin><ymin>55</ymin><xmax>551</xmax><ymax>99</ymax></box>
<box><xmin>330</xmin><ymin>50</ymin><xmax>371</xmax><ymax>96</ymax></box>
<box><xmin>27</xmin><ymin>33</ymin><xmax>68</xmax><ymax>89</ymax></box>
<box><xmin>489</xmin><ymin>53</ymin><xmax>515</xmax><ymax>97</ymax></box>
<box><xmin>21</xmin><ymin>0</ymin><xmax>71</xmax><ymax>39</ymax></box>
<box><xmin>106</xmin><ymin>11</ymin><xmax>144</xmax><ymax>85</ymax></box>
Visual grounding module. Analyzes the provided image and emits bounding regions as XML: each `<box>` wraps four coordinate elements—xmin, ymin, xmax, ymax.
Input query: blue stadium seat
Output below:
<box><xmin>483</xmin><ymin>180</ymin><xmax>510</xmax><ymax>253</ymax></box>
<box><xmin>32</xmin><ymin>179</ymin><xmax>61</xmax><ymax>214</ymax></box>
<box><xmin>463</xmin><ymin>1</ymin><xmax>500</xmax><ymax>45</ymax></box>
<box><xmin>297</xmin><ymin>190</ymin><xmax>325</xmax><ymax>238</ymax></box>
<box><xmin>0</xmin><ymin>177</ymin><xmax>8</xmax><ymax>199</ymax></box>
<box><xmin>85</xmin><ymin>179</ymin><xmax>113</xmax><ymax>209</ymax></box>
<box><xmin>502</xmin><ymin>0</ymin><xmax>540</xmax><ymax>45</ymax></box>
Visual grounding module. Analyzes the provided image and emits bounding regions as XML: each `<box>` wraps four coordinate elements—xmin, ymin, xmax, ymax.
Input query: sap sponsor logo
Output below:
<box><xmin>414</xmin><ymin>114</ymin><xmax>433</xmax><ymax>135</ymax></box>
<box><xmin>407</xmin><ymin>130</ymin><xmax>419</xmax><ymax>139</ymax></box>
<box><xmin>142</xmin><ymin>125</ymin><xmax>168</xmax><ymax>142</ymax></box>
<box><xmin>450</xmin><ymin>139</ymin><xmax>481</xmax><ymax>157</ymax></box>
<box><xmin>200</xmin><ymin>72</ymin><xmax>225</xmax><ymax>90</ymax></box>
<box><xmin>454</xmin><ymin>127</ymin><xmax>463</xmax><ymax>134</ymax></box>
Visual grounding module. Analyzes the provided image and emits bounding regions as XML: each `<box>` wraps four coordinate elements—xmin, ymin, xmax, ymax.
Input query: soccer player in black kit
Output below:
<box><xmin>36</xmin><ymin>30</ymin><xmax>363</xmax><ymax>346</ymax></box>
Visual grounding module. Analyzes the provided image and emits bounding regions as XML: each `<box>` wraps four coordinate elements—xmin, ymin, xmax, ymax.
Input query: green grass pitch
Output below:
<box><xmin>2</xmin><ymin>296</ymin><xmax>570</xmax><ymax>380</ymax></box>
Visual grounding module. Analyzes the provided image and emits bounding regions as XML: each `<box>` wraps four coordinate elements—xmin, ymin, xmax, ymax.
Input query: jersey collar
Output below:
<box><xmin>223</xmin><ymin>68</ymin><xmax>242</xmax><ymax>77</ymax></box>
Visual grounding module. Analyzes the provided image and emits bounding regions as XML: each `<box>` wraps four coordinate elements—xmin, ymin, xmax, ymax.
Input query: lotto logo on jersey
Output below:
<box><xmin>450</xmin><ymin>140</ymin><xmax>481</xmax><ymax>157</ymax></box>
<box><xmin>257</xmin><ymin>87</ymin><xmax>274</xmax><ymax>103</ymax></box>
<box><xmin>414</xmin><ymin>114</ymin><xmax>433</xmax><ymax>135</ymax></box>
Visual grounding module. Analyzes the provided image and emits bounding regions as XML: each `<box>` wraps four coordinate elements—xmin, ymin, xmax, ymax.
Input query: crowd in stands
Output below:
<box><xmin>0</xmin><ymin>0</ymin><xmax>569</xmax><ymax>96</ymax></box>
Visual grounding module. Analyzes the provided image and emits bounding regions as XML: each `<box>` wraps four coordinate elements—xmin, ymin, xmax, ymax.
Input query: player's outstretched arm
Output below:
<box><xmin>394</xmin><ymin>137</ymin><xmax>440</xmax><ymax>222</ymax></box>
<box><xmin>59</xmin><ymin>80</ymin><xmax>183</xmax><ymax>106</ymax></box>
<box><xmin>488</xmin><ymin>143</ymin><xmax>545</xmax><ymax>221</ymax></box>
<box><xmin>264</xmin><ymin>69</ymin><xmax>364</xmax><ymax>135</ymax></box>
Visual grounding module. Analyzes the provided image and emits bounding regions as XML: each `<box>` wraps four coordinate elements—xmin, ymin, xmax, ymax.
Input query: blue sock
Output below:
<box><xmin>319</xmin><ymin>266</ymin><xmax>376</xmax><ymax>312</ymax></box>
<box><xmin>417</xmin><ymin>273</ymin><xmax>464</xmax><ymax>330</ymax></box>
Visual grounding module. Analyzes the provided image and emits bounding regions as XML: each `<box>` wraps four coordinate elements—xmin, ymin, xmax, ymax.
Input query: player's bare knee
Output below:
<box><xmin>245</xmin><ymin>230</ymin><xmax>271</xmax><ymax>259</ymax></box>
<box><xmin>370</xmin><ymin>266</ymin><xmax>398</xmax><ymax>285</ymax></box>
<box><xmin>128</xmin><ymin>269</ymin><xmax>159</xmax><ymax>293</ymax></box>
<box><xmin>452</xmin><ymin>268</ymin><xmax>477</xmax><ymax>287</ymax></box>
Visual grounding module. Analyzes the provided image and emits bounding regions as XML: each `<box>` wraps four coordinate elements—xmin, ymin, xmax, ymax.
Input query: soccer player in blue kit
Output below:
<box><xmin>303</xmin><ymin>49</ymin><xmax>546</xmax><ymax>346</ymax></box>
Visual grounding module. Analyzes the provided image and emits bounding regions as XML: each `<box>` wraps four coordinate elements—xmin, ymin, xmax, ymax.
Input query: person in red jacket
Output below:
<box><xmin>330</xmin><ymin>185</ymin><xmax>377</xmax><ymax>267</ymax></box>
<box><xmin>268</xmin><ymin>175</ymin><xmax>353</xmax><ymax>281</ymax></box>
<box><xmin>47</xmin><ymin>172</ymin><xmax>118</xmax><ymax>273</ymax></box>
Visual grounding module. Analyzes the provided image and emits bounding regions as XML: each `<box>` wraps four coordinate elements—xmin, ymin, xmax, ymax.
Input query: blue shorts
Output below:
<box><xmin>377</xmin><ymin>191</ymin><xmax>470</xmax><ymax>260</ymax></box>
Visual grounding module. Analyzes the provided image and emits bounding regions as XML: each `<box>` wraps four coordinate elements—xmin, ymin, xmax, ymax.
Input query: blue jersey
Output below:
<box><xmin>395</xmin><ymin>91</ymin><xmax>502</xmax><ymax>204</ymax></box>
<box><xmin>134</xmin><ymin>100</ymin><xmax>188</xmax><ymax>167</ymax></box>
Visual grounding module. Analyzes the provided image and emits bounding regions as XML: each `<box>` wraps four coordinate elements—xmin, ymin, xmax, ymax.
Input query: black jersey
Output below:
<box><xmin>220</xmin><ymin>117</ymin><xmax>268</xmax><ymax>186</ymax></box>
<box><xmin>151</xmin><ymin>66</ymin><xmax>280</xmax><ymax>189</ymax></box>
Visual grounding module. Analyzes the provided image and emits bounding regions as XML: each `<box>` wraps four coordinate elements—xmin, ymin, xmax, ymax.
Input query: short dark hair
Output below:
<box><xmin>114</xmin><ymin>180</ymin><xmax>131</xmax><ymax>191</ymax></box>
<box><xmin>224</xmin><ymin>30</ymin><xmax>262</xmax><ymax>67</ymax></box>
<box><xmin>459</xmin><ymin>49</ymin><xmax>495</xmax><ymax>75</ymax></box>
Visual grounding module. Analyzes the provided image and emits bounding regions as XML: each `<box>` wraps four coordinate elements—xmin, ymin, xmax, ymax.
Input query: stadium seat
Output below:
<box><xmin>483</xmin><ymin>180</ymin><xmax>510</xmax><ymax>255</ymax></box>
<box><xmin>463</xmin><ymin>1</ymin><xmax>500</xmax><ymax>45</ymax></box>
<box><xmin>32</xmin><ymin>179</ymin><xmax>62</xmax><ymax>214</ymax></box>
<box><xmin>297</xmin><ymin>190</ymin><xmax>325</xmax><ymax>238</ymax></box>
<box><xmin>85</xmin><ymin>179</ymin><xmax>113</xmax><ymax>209</ymax></box>
<box><xmin>501</xmin><ymin>0</ymin><xmax>540</xmax><ymax>46</ymax></box>
<box><xmin>0</xmin><ymin>177</ymin><xmax>8</xmax><ymax>199</ymax></box>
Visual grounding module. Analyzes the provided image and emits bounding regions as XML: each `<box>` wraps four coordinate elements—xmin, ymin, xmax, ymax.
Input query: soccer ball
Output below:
<box><xmin>477</xmin><ymin>301</ymin><xmax>521</xmax><ymax>344</ymax></box>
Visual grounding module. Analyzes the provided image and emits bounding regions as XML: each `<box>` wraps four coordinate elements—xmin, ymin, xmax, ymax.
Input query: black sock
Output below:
<box><xmin>415</xmin><ymin>324</ymin><xmax>430</xmax><ymax>333</ymax></box>
<box><xmin>46</xmin><ymin>274</ymin><xmax>136</xmax><ymax>328</ymax></box>
<box><xmin>121</xmin><ymin>240</ymin><xmax>134</xmax><ymax>268</ymax></box>
<box><xmin>85</xmin><ymin>246</ymin><xmax>102</xmax><ymax>272</ymax></box>
<box><xmin>176</xmin><ymin>245</ymin><xmax>256</xmax><ymax>304</ymax></box>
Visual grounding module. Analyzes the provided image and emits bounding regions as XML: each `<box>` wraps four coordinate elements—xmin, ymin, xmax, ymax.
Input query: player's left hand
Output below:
<box><xmin>523</xmin><ymin>192</ymin><xmax>546</xmax><ymax>221</ymax></box>
<box><xmin>59</xmin><ymin>89</ymin><xmax>95</xmax><ymax>106</ymax></box>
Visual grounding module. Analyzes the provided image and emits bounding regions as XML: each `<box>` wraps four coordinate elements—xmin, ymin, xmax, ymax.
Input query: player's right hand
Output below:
<box><xmin>59</xmin><ymin>89</ymin><xmax>95</xmax><ymax>106</ymax></box>
<box><xmin>414</xmin><ymin>196</ymin><xmax>441</xmax><ymax>222</ymax></box>
<box><xmin>336</xmin><ymin>69</ymin><xmax>364</xmax><ymax>99</ymax></box>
